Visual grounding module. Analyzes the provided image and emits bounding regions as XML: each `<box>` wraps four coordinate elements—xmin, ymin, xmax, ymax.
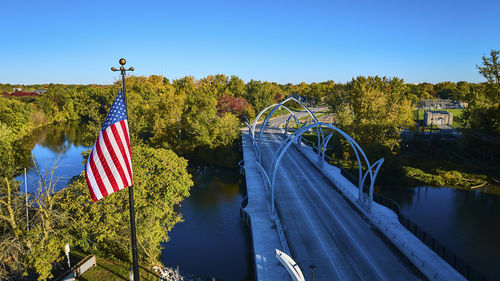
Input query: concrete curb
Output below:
<box><xmin>241</xmin><ymin>132</ymin><xmax>290</xmax><ymax>281</ymax></box>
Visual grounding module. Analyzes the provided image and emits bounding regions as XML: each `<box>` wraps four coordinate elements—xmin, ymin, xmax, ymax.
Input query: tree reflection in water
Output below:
<box><xmin>14</xmin><ymin>122</ymin><xmax>91</xmax><ymax>193</ymax></box>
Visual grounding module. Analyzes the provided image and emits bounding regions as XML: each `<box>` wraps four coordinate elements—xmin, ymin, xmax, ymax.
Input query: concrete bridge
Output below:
<box><xmin>240</xmin><ymin>98</ymin><xmax>466</xmax><ymax>281</ymax></box>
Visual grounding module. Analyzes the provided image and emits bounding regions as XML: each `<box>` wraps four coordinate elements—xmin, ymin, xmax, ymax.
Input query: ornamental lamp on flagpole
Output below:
<box><xmin>111</xmin><ymin>58</ymin><xmax>139</xmax><ymax>281</ymax></box>
<box><xmin>111</xmin><ymin>58</ymin><xmax>134</xmax><ymax>100</ymax></box>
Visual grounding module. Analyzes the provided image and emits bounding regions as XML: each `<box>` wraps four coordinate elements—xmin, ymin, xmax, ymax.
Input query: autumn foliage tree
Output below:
<box><xmin>328</xmin><ymin>76</ymin><xmax>414</xmax><ymax>153</ymax></box>
<box><xmin>462</xmin><ymin>50</ymin><xmax>500</xmax><ymax>136</ymax></box>
<box><xmin>217</xmin><ymin>94</ymin><xmax>255</xmax><ymax>120</ymax></box>
<box><xmin>56</xmin><ymin>145</ymin><xmax>192</xmax><ymax>266</ymax></box>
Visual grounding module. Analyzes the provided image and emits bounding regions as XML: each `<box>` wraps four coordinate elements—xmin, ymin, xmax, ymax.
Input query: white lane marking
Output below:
<box><xmin>260</xmin><ymin>141</ymin><xmax>345</xmax><ymax>280</ymax></box>
<box><xmin>282</xmin><ymin>139</ymin><xmax>389</xmax><ymax>281</ymax></box>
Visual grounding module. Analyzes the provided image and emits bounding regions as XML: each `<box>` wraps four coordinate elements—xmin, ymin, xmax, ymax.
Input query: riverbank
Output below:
<box><xmin>152</xmin><ymin>265</ymin><xmax>211</xmax><ymax>281</ymax></box>
<box><xmin>400</xmin><ymin>139</ymin><xmax>500</xmax><ymax>194</ymax></box>
<box><xmin>75</xmin><ymin>254</ymin><xmax>210</xmax><ymax>281</ymax></box>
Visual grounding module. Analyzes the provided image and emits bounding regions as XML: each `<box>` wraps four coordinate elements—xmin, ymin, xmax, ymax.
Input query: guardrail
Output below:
<box><xmin>338</xmin><ymin>162</ymin><xmax>487</xmax><ymax>281</ymax></box>
<box><xmin>298</xmin><ymin>137</ymin><xmax>488</xmax><ymax>281</ymax></box>
<box><xmin>397</xmin><ymin>210</ymin><xmax>487</xmax><ymax>281</ymax></box>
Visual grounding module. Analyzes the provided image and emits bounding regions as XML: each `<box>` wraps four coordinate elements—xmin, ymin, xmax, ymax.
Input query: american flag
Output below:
<box><xmin>85</xmin><ymin>90</ymin><xmax>133</xmax><ymax>202</ymax></box>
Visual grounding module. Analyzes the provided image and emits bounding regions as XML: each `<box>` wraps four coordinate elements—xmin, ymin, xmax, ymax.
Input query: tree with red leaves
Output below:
<box><xmin>274</xmin><ymin>92</ymin><xmax>283</xmax><ymax>103</ymax></box>
<box><xmin>217</xmin><ymin>93</ymin><xmax>255</xmax><ymax>120</ymax></box>
<box><xmin>3</xmin><ymin>91</ymin><xmax>40</xmax><ymax>97</ymax></box>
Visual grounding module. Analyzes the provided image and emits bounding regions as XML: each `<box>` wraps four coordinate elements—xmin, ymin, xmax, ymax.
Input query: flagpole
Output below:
<box><xmin>112</xmin><ymin>58</ymin><xmax>139</xmax><ymax>280</ymax></box>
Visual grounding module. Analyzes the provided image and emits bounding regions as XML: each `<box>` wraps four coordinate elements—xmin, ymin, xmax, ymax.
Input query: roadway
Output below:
<box><xmin>255</xmin><ymin>112</ymin><xmax>426</xmax><ymax>280</ymax></box>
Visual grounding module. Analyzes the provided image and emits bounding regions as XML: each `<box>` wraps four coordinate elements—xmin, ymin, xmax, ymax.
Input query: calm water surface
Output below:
<box><xmin>380</xmin><ymin>186</ymin><xmax>500</xmax><ymax>280</ymax></box>
<box><xmin>15</xmin><ymin>123</ymin><xmax>90</xmax><ymax>192</ymax></box>
<box><xmin>18</xmin><ymin>123</ymin><xmax>252</xmax><ymax>281</ymax></box>
<box><xmin>161</xmin><ymin>164</ymin><xmax>252</xmax><ymax>281</ymax></box>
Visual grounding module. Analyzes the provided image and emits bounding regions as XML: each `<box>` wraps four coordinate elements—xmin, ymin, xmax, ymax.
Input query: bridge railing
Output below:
<box><xmin>275</xmin><ymin>110</ymin><xmax>490</xmax><ymax>280</ymax></box>
<box><xmin>340</xmin><ymin>166</ymin><xmax>487</xmax><ymax>280</ymax></box>
<box><xmin>299</xmin><ymin>137</ymin><xmax>488</xmax><ymax>281</ymax></box>
<box><xmin>396</xmin><ymin>213</ymin><xmax>488</xmax><ymax>281</ymax></box>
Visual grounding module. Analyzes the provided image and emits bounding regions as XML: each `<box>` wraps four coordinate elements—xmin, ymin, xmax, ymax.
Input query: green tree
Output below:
<box><xmin>228</xmin><ymin>75</ymin><xmax>246</xmax><ymax>97</ymax></box>
<box><xmin>0</xmin><ymin>177</ymin><xmax>27</xmax><ymax>279</ymax></box>
<box><xmin>328</xmin><ymin>76</ymin><xmax>414</xmax><ymax>153</ymax></box>
<box><xmin>454</xmin><ymin>81</ymin><xmax>471</xmax><ymax>101</ymax></box>
<box><xmin>434</xmin><ymin>81</ymin><xmax>457</xmax><ymax>99</ymax></box>
<box><xmin>477</xmin><ymin>50</ymin><xmax>500</xmax><ymax>85</ymax></box>
<box><xmin>150</xmin><ymin>83</ymin><xmax>185</xmax><ymax>148</ymax></box>
<box><xmin>166</xmin><ymin>76</ymin><xmax>242</xmax><ymax>152</ymax></box>
<box><xmin>26</xmin><ymin>160</ymin><xmax>69</xmax><ymax>280</ymax></box>
<box><xmin>462</xmin><ymin>50</ymin><xmax>500</xmax><ymax>135</ymax></box>
<box><xmin>0</xmin><ymin>159</ymin><xmax>69</xmax><ymax>280</ymax></box>
<box><xmin>407</xmin><ymin>83</ymin><xmax>435</xmax><ymax>103</ymax></box>
<box><xmin>244</xmin><ymin>80</ymin><xmax>282</xmax><ymax>113</ymax></box>
<box><xmin>57</xmin><ymin>145</ymin><xmax>192</xmax><ymax>265</ymax></box>
<box><xmin>180</xmin><ymin>77</ymin><xmax>219</xmax><ymax>151</ymax></box>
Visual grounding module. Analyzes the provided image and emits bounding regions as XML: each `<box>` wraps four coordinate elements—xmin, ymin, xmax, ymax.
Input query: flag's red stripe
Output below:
<box><xmin>122</xmin><ymin>120</ymin><xmax>131</xmax><ymax>150</ymax></box>
<box><xmin>120</xmin><ymin>120</ymin><xmax>133</xmax><ymax>181</ymax></box>
<box><xmin>95</xmin><ymin>136</ymin><xmax>120</xmax><ymax>193</ymax></box>
<box><xmin>103</xmin><ymin>128</ymin><xmax>129</xmax><ymax>187</ymax></box>
<box><xmin>111</xmin><ymin>124</ymin><xmax>133</xmax><ymax>183</ymax></box>
<box><xmin>89</xmin><ymin>152</ymin><xmax>108</xmax><ymax>198</ymax></box>
<box><xmin>85</xmin><ymin>169</ymin><xmax>98</xmax><ymax>202</ymax></box>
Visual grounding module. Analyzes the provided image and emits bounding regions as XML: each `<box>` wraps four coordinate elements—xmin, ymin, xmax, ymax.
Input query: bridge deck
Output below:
<box><xmin>258</xmin><ymin>123</ymin><xmax>426</xmax><ymax>280</ymax></box>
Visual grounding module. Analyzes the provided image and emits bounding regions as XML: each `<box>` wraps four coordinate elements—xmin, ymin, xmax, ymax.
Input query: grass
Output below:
<box><xmin>298</xmin><ymin>112</ymin><xmax>327</xmax><ymax>122</ymax></box>
<box><xmin>73</xmin><ymin>251</ymin><xmax>161</xmax><ymax>281</ymax></box>
<box><xmin>399</xmin><ymin>140</ymin><xmax>500</xmax><ymax>193</ymax></box>
<box><xmin>249</xmin><ymin>109</ymin><xmax>292</xmax><ymax>124</ymax></box>
<box><xmin>404</xmin><ymin>166</ymin><xmax>488</xmax><ymax>189</ymax></box>
<box><xmin>272</xmin><ymin>109</ymin><xmax>292</xmax><ymax>118</ymax></box>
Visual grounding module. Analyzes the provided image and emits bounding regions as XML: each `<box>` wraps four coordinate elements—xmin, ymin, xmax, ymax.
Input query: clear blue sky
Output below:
<box><xmin>1</xmin><ymin>0</ymin><xmax>499</xmax><ymax>85</ymax></box>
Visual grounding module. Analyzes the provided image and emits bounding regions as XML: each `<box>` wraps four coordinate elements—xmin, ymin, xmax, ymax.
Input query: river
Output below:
<box><xmin>380</xmin><ymin>186</ymin><xmax>500</xmax><ymax>280</ymax></box>
<box><xmin>15</xmin><ymin>122</ymin><xmax>90</xmax><ymax>193</ymax></box>
<box><xmin>161</xmin><ymin>163</ymin><xmax>252</xmax><ymax>280</ymax></box>
<box><xmin>15</xmin><ymin>123</ymin><xmax>252</xmax><ymax>281</ymax></box>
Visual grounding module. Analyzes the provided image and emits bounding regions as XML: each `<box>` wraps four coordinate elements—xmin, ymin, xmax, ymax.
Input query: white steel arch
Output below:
<box><xmin>284</xmin><ymin>114</ymin><xmax>301</xmax><ymax>136</ymax></box>
<box><xmin>254</xmin><ymin>97</ymin><xmax>324</xmax><ymax>163</ymax></box>
<box><xmin>251</xmin><ymin>104</ymin><xmax>299</xmax><ymax>162</ymax></box>
<box><xmin>270</xmin><ymin>122</ymin><xmax>384</xmax><ymax>213</ymax></box>
<box><xmin>252</xmin><ymin>97</ymin><xmax>320</xmax><ymax>139</ymax></box>
<box><xmin>252</xmin><ymin>103</ymin><xmax>300</xmax><ymax>137</ymax></box>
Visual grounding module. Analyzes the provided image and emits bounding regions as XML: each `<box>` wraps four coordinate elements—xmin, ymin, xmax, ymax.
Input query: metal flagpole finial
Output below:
<box><xmin>111</xmin><ymin>58</ymin><xmax>134</xmax><ymax>75</ymax></box>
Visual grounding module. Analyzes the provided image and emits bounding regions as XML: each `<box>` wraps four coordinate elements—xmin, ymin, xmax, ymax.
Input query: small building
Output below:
<box><xmin>419</xmin><ymin>99</ymin><xmax>467</xmax><ymax>109</ymax></box>
<box><xmin>424</xmin><ymin>110</ymin><xmax>453</xmax><ymax>126</ymax></box>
